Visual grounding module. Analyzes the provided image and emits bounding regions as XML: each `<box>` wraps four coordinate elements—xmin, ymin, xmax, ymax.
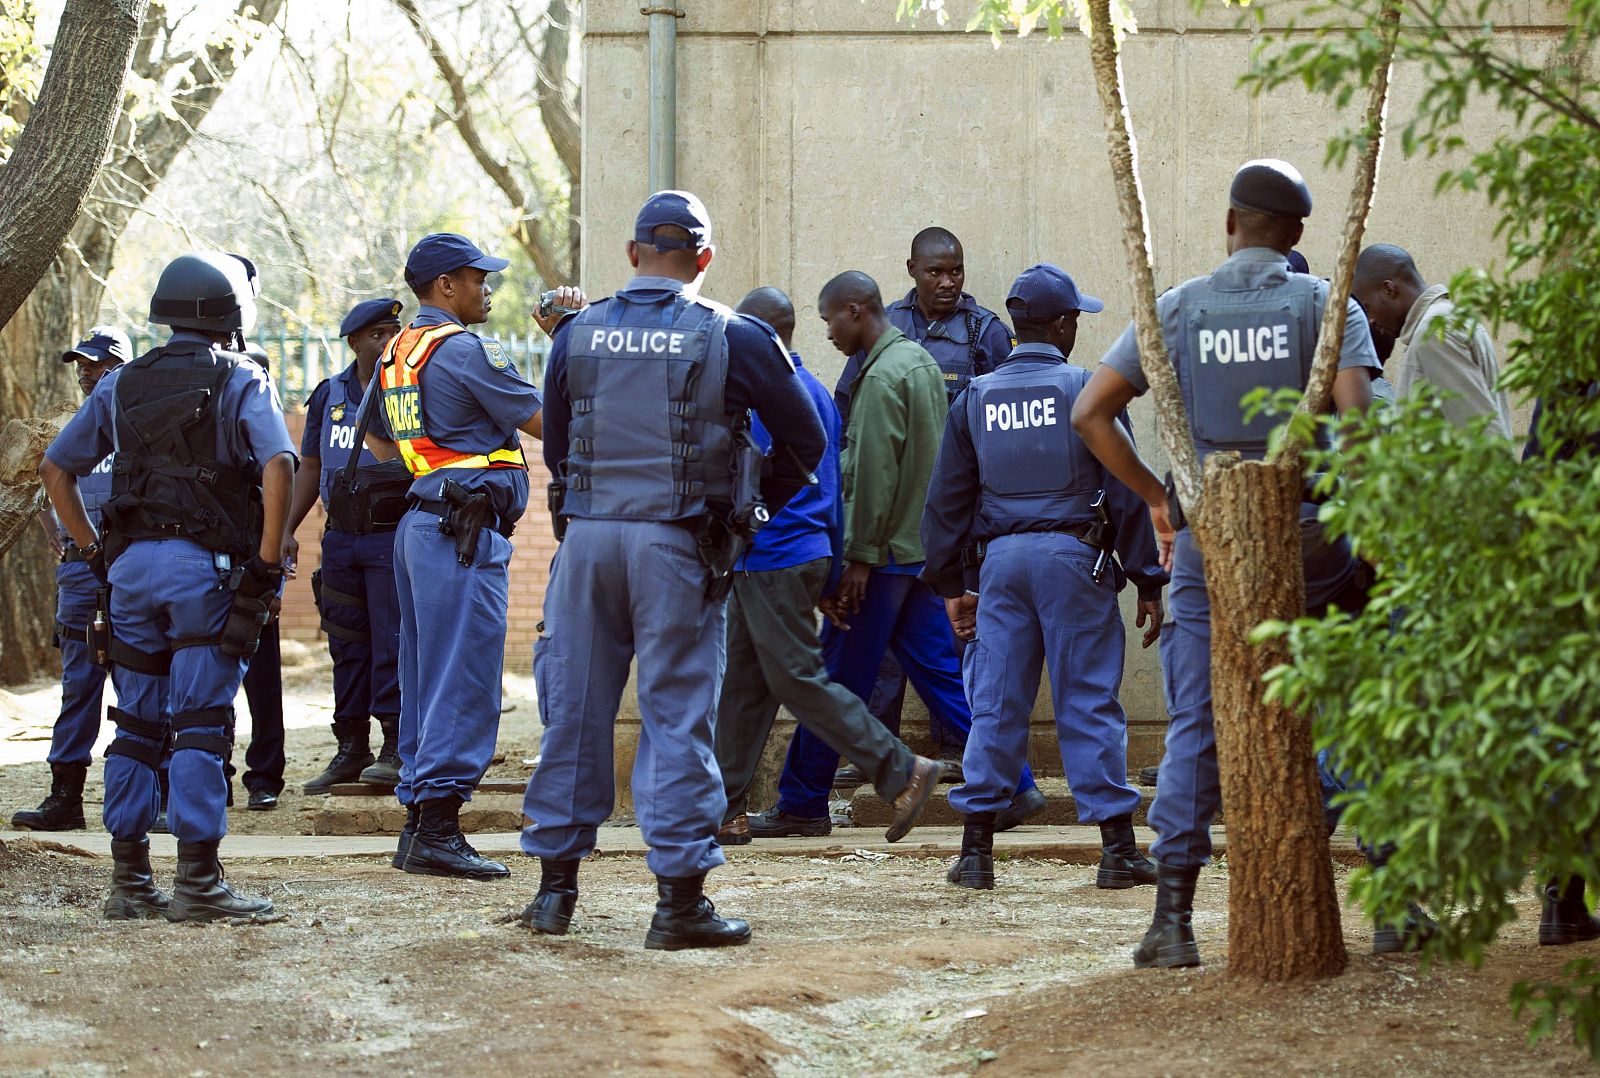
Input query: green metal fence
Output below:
<box><xmin>128</xmin><ymin>326</ymin><xmax>550</xmax><ymax>407</ymax></box>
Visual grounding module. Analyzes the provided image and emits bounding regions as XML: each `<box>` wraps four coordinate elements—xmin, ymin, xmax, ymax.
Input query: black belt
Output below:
<box><xmin>996</xmin><ymin>522</ymin><xmax>1100</xmax><ymax>544</ymax></box>
<box><xmin>410</xmin><ymin>498</ymin><xmax>515</xmax><ymax>538</ymax></box>
<box><xmin>60</xmin><ymin>546</ymin><xmax>87</xmax><ymax>564</ymax></box>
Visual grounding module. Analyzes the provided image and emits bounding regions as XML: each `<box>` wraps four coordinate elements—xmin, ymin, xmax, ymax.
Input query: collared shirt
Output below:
<box><xmin>1390</xmin><ymin>283</ymin><xmax>1513</xmax><ymax>438</ymax></box>
<box><xmin>834</xmin><ymin>290</ymin><xmax>1013</xmax><ymax>422</ymax></box>
<box><xmin>736</xmin><ymin>352</ymin><xmax>841</xmax><ymax>573</ymax></box>
<box><xmin>369</xmin><ymin>304</ymin><xmax>541</xmax><ymax>523</ymax></box>
<box><xmin>46</xmin><ymin>329</ymin><xmax>296</xmax><ymax>487</ymax></box>
<box><xmin>839</xmin><ymin>325</ymin><xmax>947</xmax><ymax>567</ymax></box>
<box><xmin>302</xmin><ymin>361</ymin><xmax>382</xmax><ymax>508</ymax></box>
<box><xmin>920</xmin><ymin>343</ymin><xmax>1168</xmax><ymax>601</ymax></box>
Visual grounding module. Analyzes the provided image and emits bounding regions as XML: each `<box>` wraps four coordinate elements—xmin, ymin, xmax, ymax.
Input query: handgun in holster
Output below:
<box><xmin>961</xmin><ymin>539</ymin><xmax>987</xmax><ymax>570</ymax></box>
<box><xmin>547</xmin><ymin>480</ymin><xmax>569</xmax><ymax>542</ymax></box>
<box><xmin>1164</xmin><ymin>470</ymin><xmax>1187</xmax><ymax>532</ymax></box>
<box><xmin>439</xmin><ymin>478</ymin><xmax>492</xmax><ymax>567</ymax></box>
<box><xmin>1088</xmin><ymin>490</ymin><xmax>1116</xmax><ymax>586</ymax></box>
<box><xmin>701</xmin><ymin>430</ymin><xmax>772</xmax><ymax>602</ymax></box>
<box><xmin>89</xmin><ymin>587</ymin><xmax>112</xmax><ymax>670</ymax></box>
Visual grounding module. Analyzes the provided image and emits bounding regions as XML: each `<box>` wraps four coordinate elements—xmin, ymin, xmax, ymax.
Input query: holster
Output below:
<box><xmin>311</xmin><ymin>568</ymin><xmax>324</xmax><ymax>612</ymax></box>
<box><xmin>1088</xmin><ymin>490</ymin><xmax>1115</xmax><ymax>585</ymax></box>
<box><xmin>1164</xmin><ymin>471</ymin><xmax>1187</xmax><ymax>532</ymax></box>
<box><xmin>547</xmin><ymin>480</ymin><xmax>568</xmax><ymax>542</ymax></box>
<box><xmin>440</xmin><ymin>478</ymin><xmax>491</xmax><ymax>567</ymax></box>
<box><xmin>89</xmin><ymin>587</ymin><xmax>112</xmax><ymax>670</ymax></box>
<box><xmin>960</xmin><ymin>540</ymin><xmax>987</xmax><ymax>569</ymax></box>
<box><xmin>219</xmin><ymin>591</ymin><xmax>274</xmax><ymax>659</ymax></box>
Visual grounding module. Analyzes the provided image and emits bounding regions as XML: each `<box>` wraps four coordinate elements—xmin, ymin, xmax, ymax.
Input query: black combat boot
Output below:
<box><xmin>392</xmin><ymin>803</ymin><xmax>420</xmax><ymax>870</ymax></box>
<box><xmin>1133</xmin><ymin>863</ymin><xmax>1202</xmax><ymax>968</ymax></box>
<box><xmin>166</xmin><ymin>841</ymin><xmax>275</xmax><ymax>922</ymax></box>
<box><xmin>521</xmin><ymin>859</ymin><xmax>581</xmax><ymax>935</ymax></box>
<box><xmin>358</xmin><ymin>717</ymin><xmax>401</xmax><ymax>788</ymax></box>
<box><xmin>1372</xmin><ymin>902</ymin><xmax>1440</xmax><ymax>954</ymax></box>
<box><xmin>398</xmin><ymin>796</ymin><xmax>510</xmax><ymax>880</ymax></box>
<box><xmin>1540</xmin><ymin>876</ymin><xmax>1600</xmax><ymax>946</ymax></box>
<box><xmin>946</xmin><ymin>811</ymin><xmax>996</xmax><ymax>890</ymax></box>
<box><xmin>644</xmin><ymin>874</ymin><xmax>752</xmax><ymax>951</ymax></box>
<box><xmin>103</xmin><ymin>837</ymin><xmax>171</xmax><ymax>920</ymax></box>
<box><xmin>11</xmin><ymin>762</ymin><xmax>88</xmax><ymax>831</ymax></box>
<box><xmin>1096</xmin><ymin>814</ymin><xmax>1159</xmax><ymax>889</ymax></box>
<box><xmin>302</xmin><ymin>720</ymin><xmax>375</xmax><ymax>794</ymax></box>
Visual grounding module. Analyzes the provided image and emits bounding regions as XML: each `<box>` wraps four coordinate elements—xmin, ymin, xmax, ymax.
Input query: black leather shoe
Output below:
<box><xmin>936</xmin><ymin>752</ymin><xmax>965</xmax><ymax>785</ymax></box>
<box><xmin>644</xmin><ymin>874</ymin><xmax>751</xmax><ymax>951</ymax></box>
<box><xmin>398</xmin><ymin>796</ymin><xmax>509</xmax><ymax>880</ymax></box>
<box><xmin>833</xmin><ymin>764</ymin><xmax>869</xmax><ymax>789</ymax></box>
<box><xmin>1540</xmin><ymin>877</ymin><xmax>1600</xmax><ymax>946</ymax></box>
<box><xmin>1133</xmin><ymin>863</ymin><xmax>1202</xmax><ymax>968</ymax></box>
<box><xmin>1138</xmin><ymin>764</ymin><xmax>1160</xmax><ymax>787</ymax></box>
<box><xmin>994</xmin><ymin>787</ymin><xmax>1048</xmax><ymax>833</ymax></box>
<box><xmin>246</xmin><ymin>789</ymin><xmax>279</xmax><ymax>811</ymax></box>
<box><xmin>1373</xmin><ymin>902</ymin><xmax>1439</xmax><ymax>954</ymax></box>
<box><xmin>11</xmin><ymin>762</ymin><xmax>88</xmax><ymax>831</ymax></box>
<box><xmin>522</xmin><ymin>858</ymin><xmax>581</xmax><ymax>935</ymax></box>
<box><xmin>747</xmin><ymin>805</ymin><xmax>831</xmax><ymax>838</ymax></box>
<box><xmin>946</xmin><ymin>811</ymin><xmax>995</xmax><ymax>889</ymax></box>
<box><xmin>166</xmin><ymin>840</ymin><xmax>274</xmax><ymax>922</ymax></box>
<box><xmin>104</xmin><ymin>837</ymin><xmax>171</xmax><ymax>920</ymax></box>
<box><xmin>303</xmin><ymin>721</ymin><xmax>376</xmax><ymax>794</ymax></box>
<box><xmin>1096</xmin><ymin>814</ymin><xmax>1158</xmax><ymax>889</ymax></box>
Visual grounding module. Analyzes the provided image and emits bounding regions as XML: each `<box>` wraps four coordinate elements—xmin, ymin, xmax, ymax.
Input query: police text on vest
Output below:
<box><xmin>1198</xmin><ymin>324</ymin><xmax>1291</xmax><ymax>364</ymax></box>
<box><xmin>587</xmin><ymin>328</ymin><xmax>687</xmax><ymax>355</ymax></box>
<box><xmin>985</xmin><ymin>397</ymin><xmax>1057</xmax><ymax>432</ymax></box>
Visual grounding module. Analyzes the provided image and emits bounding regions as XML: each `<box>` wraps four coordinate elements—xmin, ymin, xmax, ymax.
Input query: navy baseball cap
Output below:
<box><xmin>634</xmin><ymin>190</ymin><xmax>712</xmax><ymax>251</ymax></box>
<box><xmin>403</xmin><ymin>233</ymin><xmax>509</xmax><ymax>288</ymax></box>
<box><xmin>340</xmin><ymin>297</ymin><xmax>404</xmax><ymax>337</ymax></box>
<box><xmin>1230</xmin><ymin>159</ymin><xmax>1313</xmax><ymax>218</ymax></box>
<box><xmin>1006</xmin><ymin>264</ymin><xmax>1104</xmax><ymax>322</ymax></box>
<box><xmin>61</xmin><ymin>325</ymin><xmax>132</xmax><ymax>365</ymax></box>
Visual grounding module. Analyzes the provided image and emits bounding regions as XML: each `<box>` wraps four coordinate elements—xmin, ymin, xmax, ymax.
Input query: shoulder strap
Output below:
<box><xmin>342</xmin><ymin>374</ymin><xmax>379</xmax><ymax>483</ymax></box>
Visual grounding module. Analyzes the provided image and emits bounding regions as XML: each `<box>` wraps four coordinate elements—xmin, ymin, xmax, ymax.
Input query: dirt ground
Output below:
<box><xmin>1</xmin><ymin>836</ymin><xmax>1594</xmax><ymax>1077</ymax></box>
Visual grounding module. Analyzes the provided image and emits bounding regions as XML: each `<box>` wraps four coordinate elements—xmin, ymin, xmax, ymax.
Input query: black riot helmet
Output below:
<box><xmin>148</xmin><ymin>252</ymin><xmax>260</xmax><ymax>334</ymax></box>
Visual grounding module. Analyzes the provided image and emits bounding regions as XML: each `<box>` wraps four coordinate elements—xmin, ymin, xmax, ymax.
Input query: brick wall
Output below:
<box><xmin>279</xmin><ymin>412</ymin><xmax>557</xmax><ymax>666</ymax></box>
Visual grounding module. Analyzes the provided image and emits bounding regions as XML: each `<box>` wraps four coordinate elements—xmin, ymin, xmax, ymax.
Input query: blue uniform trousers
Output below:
<box><xmin>320</xmin><ymin>527</ymin><xmax>403</xmax><ymax>724</ymax></box>
<box><xmin>104</xmin><ymin>540</ymin><xmax>244</xmax><ymax>843</ymax></box>
<box><xmin>1150</xmin><ymin>507</ymin><xmax>1359</xmax><ymax>868</ymax></box>
<box><xmin>950</xmin><ymin>532</ymin><xmax>1141</xmax><ymax>821</ymax></box>
<box><xmin>776</xmin><ymin>569</ymin><xmax>1036</xmax><ymax>818</ymax></box>
<box><xmin>49</xmin><ymin>562</ymin><xmax>107</xmax><ymax>767</ymax></box>
<box><xmin>522</xmin><ymin>519</ymin><xmax>727</xmax><ymax>878</ymax></box>
<box><xmin>393</xmin><ymin>507</ymin><xmax>510</xmax><ymax>805</ymax></box>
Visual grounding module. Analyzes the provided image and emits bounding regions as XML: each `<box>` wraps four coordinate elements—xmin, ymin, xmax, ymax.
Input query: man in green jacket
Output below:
<box><xmin>753</xmin><ymin>271</ymin><xmax>1039</xmax><ymax>836</ymax></box>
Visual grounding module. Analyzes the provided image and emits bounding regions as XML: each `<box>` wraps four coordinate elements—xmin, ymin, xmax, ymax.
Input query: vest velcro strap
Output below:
<box><xmin>668</xmin><ymin>401</ymin><xmax>699</xmax><ymax>417</ymax></box>
<box><xmin>672</xmin><ymin>443</ymin><xmax>703</xmax><ymax>461</ymax></box>
<box><xmin>320</xmin><ymin>583</ymin><xmax>363</xmax><ymax>609</ymax></box>
<box><xmin>673</xmin><ymin>481</ymin><xmax>703</xmax><ymax>496</ymax></box>
<box><xmin>171</xmin><ymin>707</ymin><xmax>234</xmax><ymax>731</ymax></box>
<box><xmin>571</xmin><ymin>438</ymin><xmax>592</xmax><ymax>455</ymax></box>
<box><xmin>568</xmin><ymin>475</ymin><xmax>591</xmax><ymax>491</ymax></box>
<box><xmin>321</xmin><ymin>616</ymin><xmax>371</xmax><ymax>643</ymax></box>
<box><xmin>110</xmin><ymin>707</ymin><xmax>167</xmax><ymax>741</ymax></box>
<box><xmin>573</xmin><ymin>398</ymin><xmax>595</xmax><ymax>414</ymax></box>
<box><xmin>106</xmin><ymin>737</ymin><xmax>164</xmax><ymax>769</ymax></box>
<box><xmin>172</xmin><ymin>731</ymin><xmax>233</xmax><ymax>760</ymax></box>
<box><xmin>109</xmin><ymin>637</ymin><xmax>172</xmax><ymax>676</ymax></box>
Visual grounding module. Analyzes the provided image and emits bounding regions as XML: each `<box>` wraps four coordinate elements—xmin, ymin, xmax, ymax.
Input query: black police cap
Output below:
<box><xmin>1229</xmin><ymin>159</ymin><xmax>1313</xmax><ymax>219</ymax></box>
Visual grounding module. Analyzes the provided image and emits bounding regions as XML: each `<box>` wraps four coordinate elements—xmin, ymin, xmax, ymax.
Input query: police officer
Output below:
<box><xmin>40</xmin><ymin>251</ymin><xmax>295</xmax><ymax>922</ymax></box>
<box><xmin>922</xmin><ymin>265</ymin><xmax>1167</xmax><ymax>891</ymax></box>
<box><xmin>520</xmin><ymin>191</ymin><xmax>825</xmax><ymax>950</ymax></box>
<box><xmin>289</xmin><ymin>299</ymin><xmax>406</xmax><ymax>794</ymax></box>
<box><xmin>365</xmin><ymin>234</ymin><xmax>542</xmax><ymax>880</ymax></box>
<box><xmin>11</xmin><ymin>328</ymin><xmax>130</xmax><ymax>831</ymax></box>
<box><xmin>1071</xmin><ymin>160</ymin><xmax>1381</xmax><ymax>967</ymax></box>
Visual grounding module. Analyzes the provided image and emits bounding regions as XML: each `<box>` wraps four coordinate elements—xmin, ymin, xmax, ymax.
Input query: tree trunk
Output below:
<box><xmin>1192</xmin><ymin>456</ymin><xmax>1348</xmax><ymax>980</ymax></box>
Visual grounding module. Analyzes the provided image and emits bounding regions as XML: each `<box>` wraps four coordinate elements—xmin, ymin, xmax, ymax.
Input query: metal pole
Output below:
<box><xmin>645</xmin><ymin>5</ymin><xmax>682</xmax><ymax>191</ymax></box>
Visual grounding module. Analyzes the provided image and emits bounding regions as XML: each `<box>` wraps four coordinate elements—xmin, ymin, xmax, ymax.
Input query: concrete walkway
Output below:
<box><xmin>1</xmin><ymin>826</ymin><xmax>1365</xmax><ymax>864</ymax></box>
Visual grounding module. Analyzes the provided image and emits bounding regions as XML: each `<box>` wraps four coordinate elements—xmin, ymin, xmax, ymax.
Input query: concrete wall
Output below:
<box><xmin>579</xmin><ymin>0</ymin><xmax>1553</xmax><ymax>763</ymax></box>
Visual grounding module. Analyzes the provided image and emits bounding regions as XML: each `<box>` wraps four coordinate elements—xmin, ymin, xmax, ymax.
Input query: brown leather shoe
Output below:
<box><xmin>716</xmin><ymin>813</ymin><xmax>752</xmax><ymax>846</ymax></box>
<box><xmin>885</xmin><ymin>756</ymin><xmax>943</xmax><ymax>842</ymax></box>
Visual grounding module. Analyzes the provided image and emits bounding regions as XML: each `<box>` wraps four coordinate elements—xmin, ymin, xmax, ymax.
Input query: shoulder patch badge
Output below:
<box><xmin>483</xmin><ymin>340</ymin><xmax>510</xmax><ymax>371</ymax></box>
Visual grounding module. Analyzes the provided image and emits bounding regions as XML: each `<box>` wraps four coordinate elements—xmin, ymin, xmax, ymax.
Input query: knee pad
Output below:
<box><xmin>170</xmin><ymin>706</ymin><xmax>236</xmax><ymax>762</ymax></box>
<box><xmin>104</xmin><ymin>707</ymin><xmax>168</xmax><ymax>769</ymax></box>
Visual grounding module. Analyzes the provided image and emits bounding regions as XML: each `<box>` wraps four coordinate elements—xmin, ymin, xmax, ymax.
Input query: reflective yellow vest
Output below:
<box><xmin>378</xmin><ymin>324</ymin><xmax>527</xmax><ymax>476</ymax></box>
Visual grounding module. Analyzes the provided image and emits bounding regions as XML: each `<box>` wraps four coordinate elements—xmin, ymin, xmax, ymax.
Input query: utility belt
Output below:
<box><xmin>963</xmin><ymin>520</ymin><xmax>1100</xmax><ymax>563</ymax></box>
<box><xmin>412</xmin><ymin>479</ymin><xmax>515</xmax><ymax>567</ymax></box>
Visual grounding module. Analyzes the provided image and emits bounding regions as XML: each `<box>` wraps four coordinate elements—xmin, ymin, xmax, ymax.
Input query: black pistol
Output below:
<box><xmin>440</xmin><ymin>478</ymin><xmax>491</xmax><ymax>566</ymax></box>
<box><xmin>1089</xmin><ymin>490</ymin><xmax>1115</xmax><ymax>586</ymax></box>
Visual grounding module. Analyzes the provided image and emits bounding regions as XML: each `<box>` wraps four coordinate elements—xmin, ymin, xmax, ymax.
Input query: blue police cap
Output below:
<box><xmin>403</xmin><ymin>233</ymin><xmax>510</xmax><ymax>288</ymax></box>
<box><xmin>61</xmin><ymin>325</ymin><xmax>132</xmax><ymax>365</ymax></box>
<box><xmin>634</xmin><ymin>190</ymin><xmax>712</xmax><ymax>251</ymax></box>
<box><xmin>1005</xmin><ymin>264</ymin><xmax>1104</xmax><ymax>322</ymax></box>
<box><xmin>1229</xmin><ymin>159</ymin><xmax>1313</xmax><ymax>219</ymax></box>
<box><xmin>340</xmin><ymin>297</ymin><xmax>405</xmax><ymax>337</ymax></box>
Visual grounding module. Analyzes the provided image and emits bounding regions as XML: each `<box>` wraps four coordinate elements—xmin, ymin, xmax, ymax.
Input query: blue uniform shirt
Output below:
<box><xmin>302</xmin><ymin>362</ymin><xmax>381</xmax><ymax>508</ymax></box>
<box><xmin>369</xmin><ymin>305</ymin><xmax>542</xmax><ymax>524</ymax></box>
<box><xmin>736</xmin><ymin>353</ymin><xmax>841</xmax><ymax>573</ymax></box>
<box><xmin>921</xmin><ymin>344</ymin><xmax>1169</xmax><ymax>602</ymax></box>
<box><xmin>46</xmin><ymin>329</ymin><xmax>297</xmax><ymax>489</ymax></box>
<box><xmin>834</xmin><ymin>290</ymin><xmax>1014</xmax><ymax>422</ymax></box>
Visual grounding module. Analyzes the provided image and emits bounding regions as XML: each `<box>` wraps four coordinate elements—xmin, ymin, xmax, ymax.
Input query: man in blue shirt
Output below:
<box><xmin>41</xmin><ymin>251</ymin><xmax>295</xmax><ymax>922</ymax></box>
<box><xmin>922</xmin><ymin>264</ymin><xmax>1167</xmax><ymax>892</ymax></box>
<box><xmin>12</xmin><ymin>328</ymin><xmax>129</xmax><ymax>832</ymax></box>
<box><xmin>365</xmin><ymin>234</ymin><xmax>544</xmax><ymax>881</ymax></box>
<box><xmin>288</xmin><ymin>298</ymin><xmax>406</xmax><ymax>796</ymax></box>
<box><xmin>712</xmin><ymin>287</ymin><xmax>941</xmax><ymax>846</ymax></box>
